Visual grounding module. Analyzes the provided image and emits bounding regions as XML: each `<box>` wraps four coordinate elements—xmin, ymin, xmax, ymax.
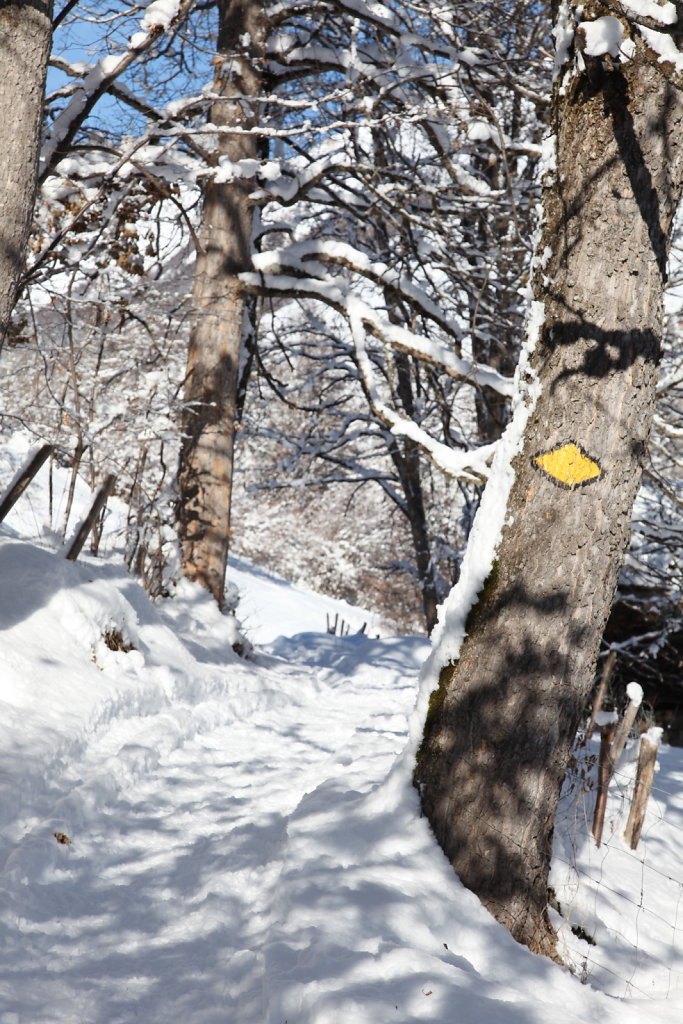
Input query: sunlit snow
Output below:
<box><xmin>141</xmin><ymin>0</ymin><xmax>180</xmax><ymax>30</ymax></box>
<box><xmin>577</xmin><ymin>17</ymin><xmax>625</xmax><ymax>58</ymax></box>
<box><xmin>0</xmin><ymin>439</ymin><xmax>682</xmax><ymax>1023</ymax></box>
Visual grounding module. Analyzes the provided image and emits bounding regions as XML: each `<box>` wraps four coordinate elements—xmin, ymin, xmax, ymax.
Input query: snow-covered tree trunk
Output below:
<box><xmin>415</xmin><ymin>6</ymin><xmax>683</xmax><ymax>957</ymax></box>
<box><xmin>177</xmin><ymin>0</ymin><xmax>265</xmax><ymax>606</ymax></box>
<box><xmin>0</xmin><ymin>0</ymin><xmax>52</xmax><ymax>346</ymax></box>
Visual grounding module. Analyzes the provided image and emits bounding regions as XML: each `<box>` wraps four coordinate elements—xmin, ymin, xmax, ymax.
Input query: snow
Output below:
<box><xmin>41</xmin><ymin>58</ymin><xmax>122</xmax><ymax>174</ymax></box>
<box><xmin>595</xmin><ymin>710</ymin><xmax>620</xmax><ymax>726</ymax></box>
<box><xmin>578</xmin><ymin>17</ymin><xmax>625</xmax><ymax>58</ymax></box>
<box><xmin>627</xmin><ymin>681</ymin><xmax>644</xmax><ymax>707</ymax></box>
<box><xmin>227</xmin><ymin>555</ymin><xmax>384</xmax><ymax>642</ymax></box>
<box><xmin>541</xmin><ymin>133</ymin><xmax>557</xmax><ymax>182</ymax></box>
<box><xmin>41</xmin><ymin>0</ymin><xmax>185</xmax><ymax>175</ymax></box>
<box><xmin>638</xmin><ymin>24</ymin><xmax>683</xmax><ymax>70</ymax></box>
<box><xmin>129</xmin><ymin>30</ymin><xmax>150</xmax><ymax>50</ymax></box>
<box><xmin>620</xmin><ymin>0</ymin><xmax>678</xmax><ymax>25</ymax></box>
<box><xmin>414</xmin><ymin>297</ymin><xmax>544</xmax><ymax>725</ymax></box>
<box><xmin>141</xmin><ymin>0</ymin><xmax>180</xmax><ymax>30</ymax></box>
<box><xmin>0</xmin><ymin>436</ymin><xmax>682</xmax><ymax>1022</ymax></box>
<box><xmin>467</xmin><ymin>120</ymin><xmax>495</xmax><ymax>143</ymax></box>
<box><xmin>552</xmin><ymin>1</ymin><xmax>575</xmax><ymax>82</ymax></box>
<box><xmin>214</xmin><ymin>157</ymin><xmax>263</xmax><ymax>183</ymax></box>
<box><xmin>244</xmin><ymin>259</ymin><xmax>514</xmax><ymax>399</ymax></box>
<box><xmin>459</xmin><ymin>47</ymin><xmax>481</xmax><ymax>67</ymax></box>
<box><xmin>347</xmin><ymin>296</ymin><xmax>495</xmax><ymax>481</ymax></box>
<box><xmin>644</xmin><ymin>724</ymin><xmax>665</xmax><ymax>748</ymax></box>
<box><xmin>551</xmin><ymin>733</ymin><xmax>682</xmax><ymax>997</ymax></box>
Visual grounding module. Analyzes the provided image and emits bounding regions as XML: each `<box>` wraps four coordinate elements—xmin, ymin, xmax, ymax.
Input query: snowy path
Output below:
<box><xmin>1</xmin><ymin>537</ymin><xmax>682</xmax><ymax>1023</ymax></box>
<box><xmin>0</xmin><ymin>543</ymin><xmax>423</xmax><ymax>1024</ymax></box>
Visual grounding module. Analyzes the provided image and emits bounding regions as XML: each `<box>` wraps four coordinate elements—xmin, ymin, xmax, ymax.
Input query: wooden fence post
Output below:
<box><xmin>0</xmin><ymin>444</ymin><xmax>53</xmax><ymax>523</ymax></box>
<box><xmin>609</xmin><ymin>682</ymin><xmax>643</xmax><ymax>778</ymax></box>
<box><xmin>586</xmin><ymin>650</ymin><xmax>617</xmax><ymax>738</ymax></box>
<box><xmin>592</xmin><ymin>718</ymin><xmax>617</xmax><ymax>847</ymax></box>
<box><xmin>624</xmin><ymin>727</ymin><xmax>662</xmax><ymax>850</ymax></box>
<box><xmin>65</xmin><ymin>474</ymin><xmax>116</xmax><ymax>562</ymax></box>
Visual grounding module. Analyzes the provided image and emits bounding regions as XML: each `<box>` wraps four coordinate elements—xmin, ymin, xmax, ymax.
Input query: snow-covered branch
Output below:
<box><xmin>244</xmin><ymin>263</ymin><xmax>513</xmax><ymax>398</ymax></box>
<box><xmin>41</xmin><ymin>0</ymin><xmax>194</xmax><ymax>183</ymax></box>
<box><xmin>347</xmin><ymin>298</ymin><xmax>494</xmax><ymax>482</ymax></box>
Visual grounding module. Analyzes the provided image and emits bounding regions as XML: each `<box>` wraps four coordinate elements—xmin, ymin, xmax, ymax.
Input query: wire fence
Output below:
<box><xmin>447</xmin><ymin>733</ymin><xmax>683</xmax><ymax>999</ymax></box>
<box><xmin>552</xmin><ymin>741</ymin><xmax>683</xmax><ymax>999</ymax></box>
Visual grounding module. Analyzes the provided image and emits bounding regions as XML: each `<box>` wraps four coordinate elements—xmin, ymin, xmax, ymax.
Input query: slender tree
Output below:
<box><xmin>0</xmin><ymin>0</ymin><xmax>52</xmax><ymax>346</ymax></box>
<box><xmin>415</xmin><ymin>1</ymin><xmax>683</xmax><ymax>957</ymax></box>
<box><xmin>176</xmin><ymin>0</ymin><xmax>266</xmax><ymax>607</ymax></box>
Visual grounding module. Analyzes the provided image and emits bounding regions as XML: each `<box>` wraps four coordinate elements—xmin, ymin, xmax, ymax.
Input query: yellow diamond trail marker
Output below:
<box><xmin>532</xmin><ymin>442</ymin><xmax>603</xmax><ymax>490</ymax></box>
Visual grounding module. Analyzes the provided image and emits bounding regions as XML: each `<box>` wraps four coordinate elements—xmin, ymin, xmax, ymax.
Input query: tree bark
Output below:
<box><xmin>415</xmin><ymin>16</ymin><xmax>683</xmax><ymax>958</ymax></box>
<box><xmin>386</xmin><ymin>431</ymin><xmax>440</xmax><ymax>634</ymax></box>
<box><xmin>176</xmin><ymin>0</ymin><xmax>265</xmax><ymax>607</ymax></box>
<box><xmin>0</xmin><ymin>1</ymin><xmax>52</xmax><ymax>347</ymax></box>
<box><xmin>389</xmin><ymin>351</ymin><xmax>440</xmax><ymax>632</ymax></box>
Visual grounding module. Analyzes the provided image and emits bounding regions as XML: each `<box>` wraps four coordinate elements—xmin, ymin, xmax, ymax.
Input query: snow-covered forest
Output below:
<box><xmin>5</xmin><ymin>0</ymin><xmax>549</xmax><ymax>632</ymax></box>
<box><xmin>2</xmin><ymin>0</ymin><xmax>683</xmax><ymax>1017</ymax></box>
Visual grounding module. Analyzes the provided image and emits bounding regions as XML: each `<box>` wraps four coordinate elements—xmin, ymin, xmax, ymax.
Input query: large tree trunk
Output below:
<box><xmin>415</xmin><ymin>14</ymin><xmax>683</xmax><ymax>958</ymax></box>
<box><xmin>177</xmin><ymin>0</ymin><xmax>264</xmax><ymax>607</ymax></box>
<box><xmin>0</xmin><ymin>1</ymin><xmax>52</xmax><ymax>346</ymax></box>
